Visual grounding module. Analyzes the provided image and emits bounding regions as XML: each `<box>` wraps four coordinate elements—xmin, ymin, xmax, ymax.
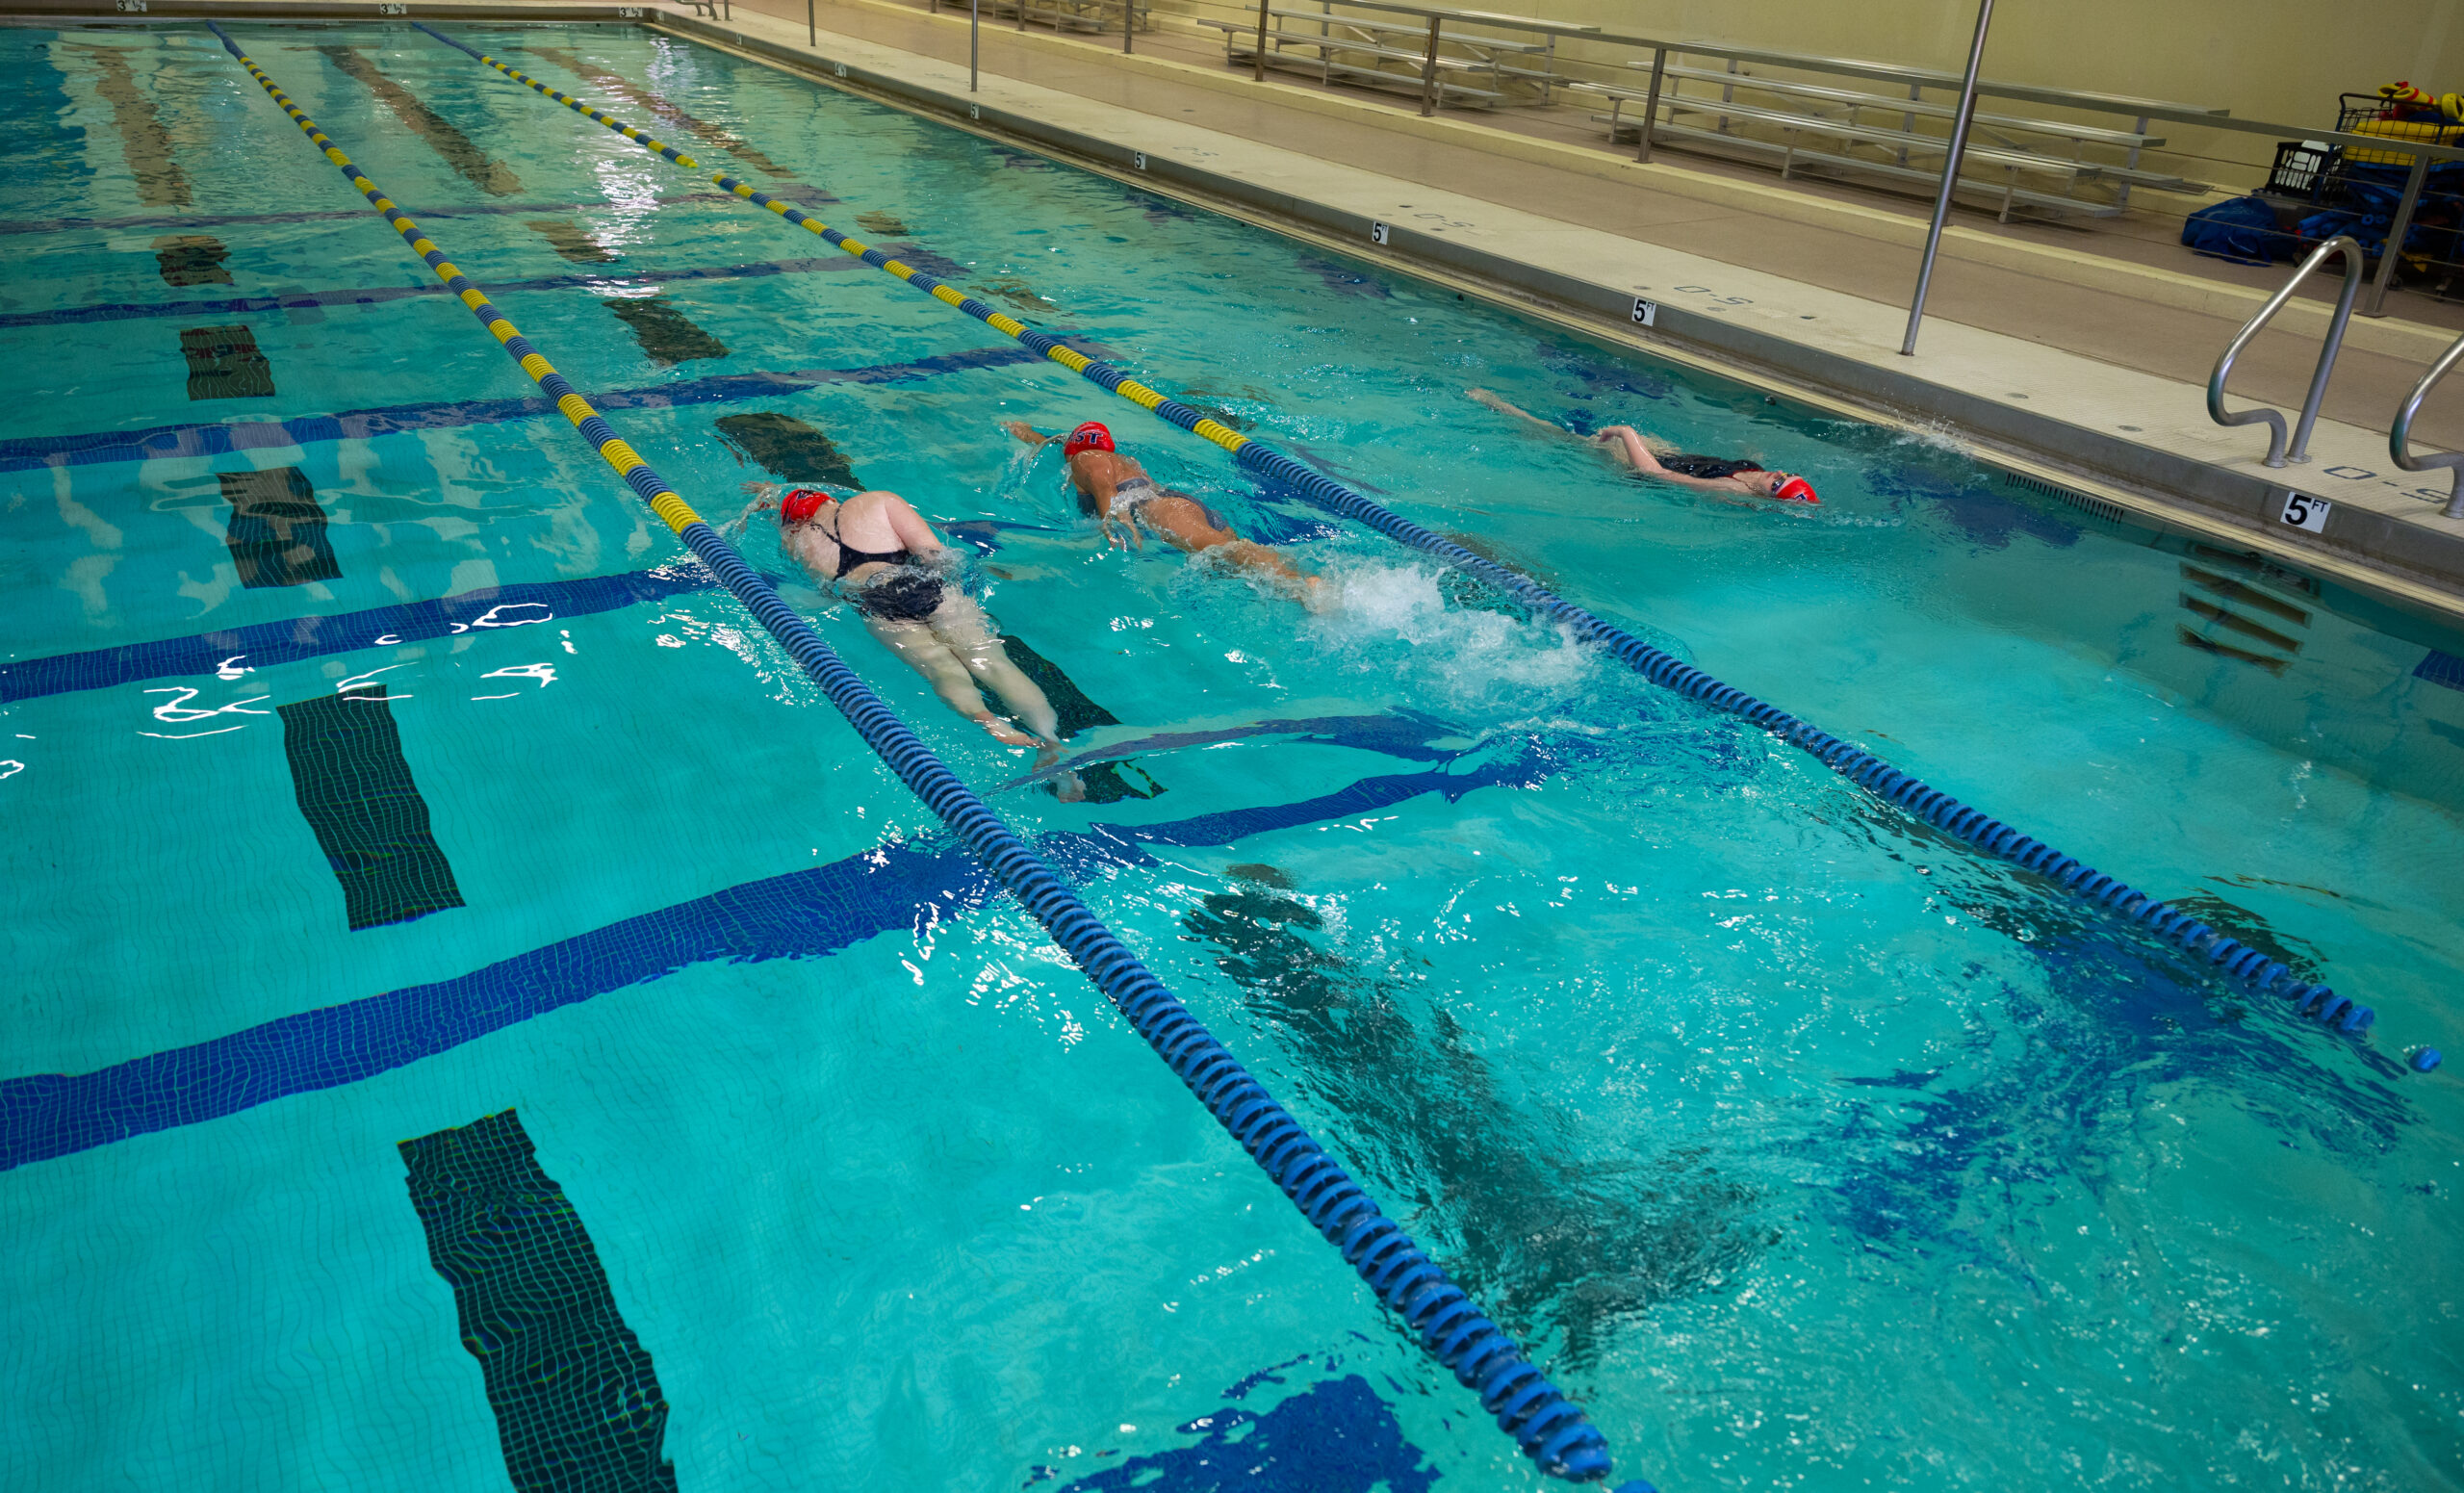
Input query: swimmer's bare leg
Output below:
<box><xmin>925</xmin><ymin>597</ymin><xmax>1062</xmax><ymax>746</ymax></box>
<box><xmin>1140</xmin><ymin>494</ymin><xmax>1325</xmax><ymax>606</ymax></box>
<box><xmin>868</xmin><ymin>615</ymin><xmax>1041</xmax><ymax>747</ymax></box>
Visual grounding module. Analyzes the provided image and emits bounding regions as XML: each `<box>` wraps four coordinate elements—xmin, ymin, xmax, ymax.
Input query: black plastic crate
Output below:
<box><xmin>2264</xmin><ymin>139</ymin><xmax>2341</xmax><ymax>202</ymax></box>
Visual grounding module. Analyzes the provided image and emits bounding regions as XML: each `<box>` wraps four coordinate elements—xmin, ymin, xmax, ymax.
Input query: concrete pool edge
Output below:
<box><xmin>641</xmin><ymin>10</ymin><xmax>2464</xmax><ymax>629</ymax></box>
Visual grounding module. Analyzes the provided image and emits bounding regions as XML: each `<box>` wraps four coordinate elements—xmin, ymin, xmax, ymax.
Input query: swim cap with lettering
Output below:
<box><xmin>780</xmin><ymin>488</ymin><xmax>831</xmax><ymax>526</ymax></box>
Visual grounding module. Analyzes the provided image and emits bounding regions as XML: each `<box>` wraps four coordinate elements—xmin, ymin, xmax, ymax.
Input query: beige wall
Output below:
<box><xmin>1159</xmin><ymin>0</ymin><xmax>2464</xmax><ymax>180</ymax></box>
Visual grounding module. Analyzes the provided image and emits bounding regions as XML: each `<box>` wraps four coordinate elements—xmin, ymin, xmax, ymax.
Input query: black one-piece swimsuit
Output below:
<box><xmin>827</xmin><ymin>518</ymin><xmax>943</xmax><ymax>622</ymax></box>
<box><xmin>1655</xmin><ymin>453</ymin><xmax>1765</xmax><ymax>480</ymax></box>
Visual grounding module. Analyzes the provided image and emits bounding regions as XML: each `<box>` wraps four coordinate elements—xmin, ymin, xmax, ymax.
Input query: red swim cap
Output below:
<box><xmin>779</xmin><ymin>488</ymin><xmax>832</xmax><ymax>526</ymax></box>
<box><xmin>1774</xmin><ymin>476</ymin><xmax>1818</xmax><ymax>504</ymax></box>
<box><xmin>1062</xmin><ymin>422</ymin><xmax>1115</xmax><ymax>457</ymax></box>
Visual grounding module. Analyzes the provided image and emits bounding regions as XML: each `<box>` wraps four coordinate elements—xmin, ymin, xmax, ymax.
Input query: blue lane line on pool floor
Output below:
<box><xmin>0</xmin><ymin>565</ymin><xmax>721</xmax><ymax>703</ymax></box>
<box><xmin>0</xmin><ymin>185</ymin><xmax>837</xmax><ymax>238</ymax></box>
<box><xmin>0</xmin><ymin>344</ymin><xmax>1044</xmax><ymax>475</ymax></box>
<box><xmin>0</xmin><ymin>245</ymin><xmax>945</xmax><ymax>330</ymax></box>
<box><xmin>0</xmin><ymin>756</ymin><xmax>1533</xmax><ymax>1172</ymax></box>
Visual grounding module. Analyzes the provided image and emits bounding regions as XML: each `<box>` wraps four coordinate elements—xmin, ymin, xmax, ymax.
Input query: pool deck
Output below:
<box><xmin>15</xmin><ymin>0</ymin><xmax>2464</xmax><ymax>623</ymax></box>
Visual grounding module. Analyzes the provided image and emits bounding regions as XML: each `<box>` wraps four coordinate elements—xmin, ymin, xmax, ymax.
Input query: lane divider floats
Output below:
<box><xmin>207</xmin><ymin>23</ymin><xmax>1650</xmax><ymax>1486</ymax></box>
<box><xmin>415</xmin><ymin>23</ymin><xmax>2408</xmax><ymax>1062</ymax></box>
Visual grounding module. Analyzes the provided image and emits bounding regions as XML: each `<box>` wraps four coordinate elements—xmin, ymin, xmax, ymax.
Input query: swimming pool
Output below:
<box><xmin>3</xmin><ymin>18</ymin><xmax>2459</xmax><ymax>1489</ymax></box>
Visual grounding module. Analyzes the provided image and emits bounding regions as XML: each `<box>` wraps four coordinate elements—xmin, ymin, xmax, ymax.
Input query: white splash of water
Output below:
<box><xmin>1298</xmin><ymin>555</ymin><xmax>1596</xmax><ymax>717</ymax></box>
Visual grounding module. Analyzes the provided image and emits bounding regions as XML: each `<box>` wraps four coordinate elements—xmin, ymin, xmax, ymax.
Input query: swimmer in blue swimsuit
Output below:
<box><xmin>750</xmin><ymin>482</ymin><xmax>1061</xmax><ymax>750</ymax></box>
<box><xmin>1467</xmin><ymin>389</ymin><xmax>1818</xmax><ymax>503</ymax></box>
<box><xmin>1005</xmin><ymin>420</ymin><xmax>1325</xmax><ymax>605</ymax></box>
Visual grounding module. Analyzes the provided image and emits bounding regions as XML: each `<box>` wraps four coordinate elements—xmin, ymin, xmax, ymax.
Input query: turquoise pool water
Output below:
<box><xmin>2</xmin><ymin>20</ymin><xmax>2460</xmax><ymax>1490</ymax></box>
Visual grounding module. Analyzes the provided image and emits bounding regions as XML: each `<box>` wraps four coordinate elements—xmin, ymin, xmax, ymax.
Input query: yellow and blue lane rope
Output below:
<box><xmin>203</xmin><ymin>23</ymin><xmax>1647</xmax><ymax>1485</ymax></box>
<box><xmin>418</xmin><ymin>25</ymin><xmax>2404</xmax><ymax>1061</ymax></box>
<box><xmin>409</xmin><ymin>25</ymin><xmax>1256</xmax><ymax>454</ymax></box>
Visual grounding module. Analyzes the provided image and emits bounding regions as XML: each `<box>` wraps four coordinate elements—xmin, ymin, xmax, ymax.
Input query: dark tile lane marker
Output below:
<box><xmin>278</xmin><ymin>684</ymin><xmax>466</xmax><ymax>931</ymax></box>
<box><xmin>0</xmin><ymin>344</ymin><xmax>1046</xmax><ymax>475</ymax></box>
<box><xmin>401</xmin><ymin>1110</ymin><xmax>679</xmax><ymax>1493</ymax></box>
<box><xmin>1</xmin><ymin>566</ymin><xmax>721</xmax><ymax>704</ymax></box>
<box><xmin>0</xmin><ymin>186</ymin><xmax>835</xmax><ymax>239</ymax></box>
<box><xmin>153</xmin><ymin>234</ymin><xmax>231</xmax><ymax>287</ymax></box>
<box><xmin>221</xmin><ymin>467</ymin><xmax>342</xmax><ymax>588</ymax></box>
<box><xmin>605</xmin><ymin>295</ymin><xmax>729</xmax><ymax>366</ymax></box>
<box><xmin>69</xmin><ymin>44</ymin><xmax>189</xmax><ymax>207</ymax></box>
<box><xmin>179</xmin><ymin>323</ymin><xmax>275</xmax><ymax>400</ymax></box>
<box><xmin>524</xmin><ymin>41</ymin><xmax>796</xmax><ymax>179</ymax></box>
<box><xmin>712</xmin><ymin>410</ymin><xmax>859</xmax><ymax>487</ymax></box>
<box><xmin>0</xmin><ymin>247</ymin><xmax>907</xmax><ymax>330</ymax></box>
<box><xmin>0</xmin><ymin>754</ymin><xmax>1525</xmax><ymax>1171</ymax></box>
<box><xmin>526</xmin><ymin>217</ymin><xmax>617</xmax><ymax>264</ymax></box>
<box><xmin>319</xmin><ymin>45</ymin><xmax>523</xmax><ymax>198</ymax></box>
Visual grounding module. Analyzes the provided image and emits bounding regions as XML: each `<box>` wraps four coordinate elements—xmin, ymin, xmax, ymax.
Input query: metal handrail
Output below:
<box><xmin>2392</xmin><ymin>328</ymin><xmax>2464</xmax><ymax>519</ymax></box>
<box><xmin>2207</xmin><ymin>235</ymin><xmax>2364</xmax><ymax>468</ymax></box>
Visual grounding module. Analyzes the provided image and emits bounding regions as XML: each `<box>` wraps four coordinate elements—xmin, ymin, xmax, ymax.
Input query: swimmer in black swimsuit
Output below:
<box><xmin>1004</xmin><ymin>420</ymin><xmax>1327</xmax><ymax>605</ymax></box>
<box><xmin>751</xmin><ymin>483</ymin><xmax>1061</xmax><ymax>750</ymax></box>
<box><xmin>1466</xmin><ymin>389</ymin><xmax>1818</xmax><ymax>504</ymax></box>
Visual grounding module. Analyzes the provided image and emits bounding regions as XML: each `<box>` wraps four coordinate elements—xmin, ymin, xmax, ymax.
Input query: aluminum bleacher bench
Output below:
<box><xmin>1629</xmin><ymin>62</ymin><xmax>2207</xmax><ymax>194</ymax></box>
<box><xmin>1566</xmin><ymin>82</ymin><xmax>2113</xmax><ymax>219</ymax></box>
<box><xmin>1202</xmin><ymin>16</ymin><xmax>1510</xmax><ymax>105</ymax></box>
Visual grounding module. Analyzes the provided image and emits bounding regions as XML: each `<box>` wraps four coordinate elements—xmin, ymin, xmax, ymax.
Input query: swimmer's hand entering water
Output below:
<box><xmin>728</xmin><ymin>480</ymin><xmax>783</xmax><ymax>538</ymax></box>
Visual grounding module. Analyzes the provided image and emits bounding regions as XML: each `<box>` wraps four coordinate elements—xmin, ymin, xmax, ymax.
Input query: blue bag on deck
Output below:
<box><xmin>2182</xmin><ymin>194</ymin><xmax>2285</xmax><ymax>265</ymax></box>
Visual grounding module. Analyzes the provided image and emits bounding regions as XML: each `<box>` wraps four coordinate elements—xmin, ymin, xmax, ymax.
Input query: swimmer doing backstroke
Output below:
<box><xmin>746</xmin><ymin>482</ymin><xmax>1062</xmax><ymax>752</ymax></box>
<box><xmin>1466</xmin><ymin>389</ymin><xmax>1818</xmax><ymax>504</ymax></box>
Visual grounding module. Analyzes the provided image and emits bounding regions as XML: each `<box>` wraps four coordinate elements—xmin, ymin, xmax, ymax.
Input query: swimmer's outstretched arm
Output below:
<box><xmin>1003</xmin><ymin>421</ymin><xmax>1054</xmax><ymax>447</ymax></box>
<box><xmin>1593</xmin><ymin>425</ymin><xmax>1663</xmax><ymax>475</ymax></box>
<box><xmin>1594</xmin><ymin>426</ymin><xmax>1731</xmax><ymax>493</ymax></box>
<box><xmin>1467</xmin><ymin>388</ymin><xmax>1585</xmax><ymax>442</ymax></box>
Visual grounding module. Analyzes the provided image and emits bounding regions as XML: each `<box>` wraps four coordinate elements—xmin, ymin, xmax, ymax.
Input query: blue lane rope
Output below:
<box><xmin>415</xmin><ymin>23</ymin><xmax>2398</xmax><ymax>1052</ymax></box>
<box><xmin>210</xmin><ymin>23</ymin><xmax>1646</xmax><ymax>1486</ymax></box>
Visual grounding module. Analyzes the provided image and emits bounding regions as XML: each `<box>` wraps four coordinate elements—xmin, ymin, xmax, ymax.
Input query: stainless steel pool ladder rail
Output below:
<box><xmin>2392</xmin><ymin>326</ymin><xmax>2464</xmax><ymax>519</ymax></box>
<box><xmin>2206</xmin><ymin>235</ymin><xmax>2364</xmax><ymax>469</ymax></box>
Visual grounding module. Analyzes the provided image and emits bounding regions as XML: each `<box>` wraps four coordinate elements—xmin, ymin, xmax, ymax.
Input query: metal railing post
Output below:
<box><xmin>1899</xmin><ymin>0</ymin><xmax>1994</xmax><ymax>357</ymax></box>
<box><xmin>1634</xmin><ymin>45</ymin><xmax>1664</xmax><ymax>163</ymax></box>
<box><xmin>2361</xmin><ymin>151</ymin><xmax>2430</xmax><ymax>318</ymax></box>
<box><xmin>807</xmin><ymin>0</ymin><xmax>814</xmax><ymax>44</ymax></box>
<box><xmin>2393</xmin><ymin>329</ymin><xmax>2464</xmax><ymax>518</ymax></box>
<box><xmin>1253</xmin><ymin>0</ymin><xmax>1269</xmax><ymax>80</ymax></box>
<box><xmin>2116</xmin><ymin>113</ymin><xmax>2148</xmax><ymax>209</ymax></box>
<box><xmin>2206</xmin><ymin>236</ymin><xmax>2365</xmax><ymax>467</ymax></box>
<box><xmin>970</xmin><ymin>0</ymin><xmax>979</xmax><ymax>88</ymax></box>
<box><xmin>1122</xmin><ymin>0</ymin><xmax>1132</xmax><ymax>53</ymax></box>
<box><xmin>1419</xmin><ymin>13</ymin><xmax>1440</xmax><ymax>116</ymax></box>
